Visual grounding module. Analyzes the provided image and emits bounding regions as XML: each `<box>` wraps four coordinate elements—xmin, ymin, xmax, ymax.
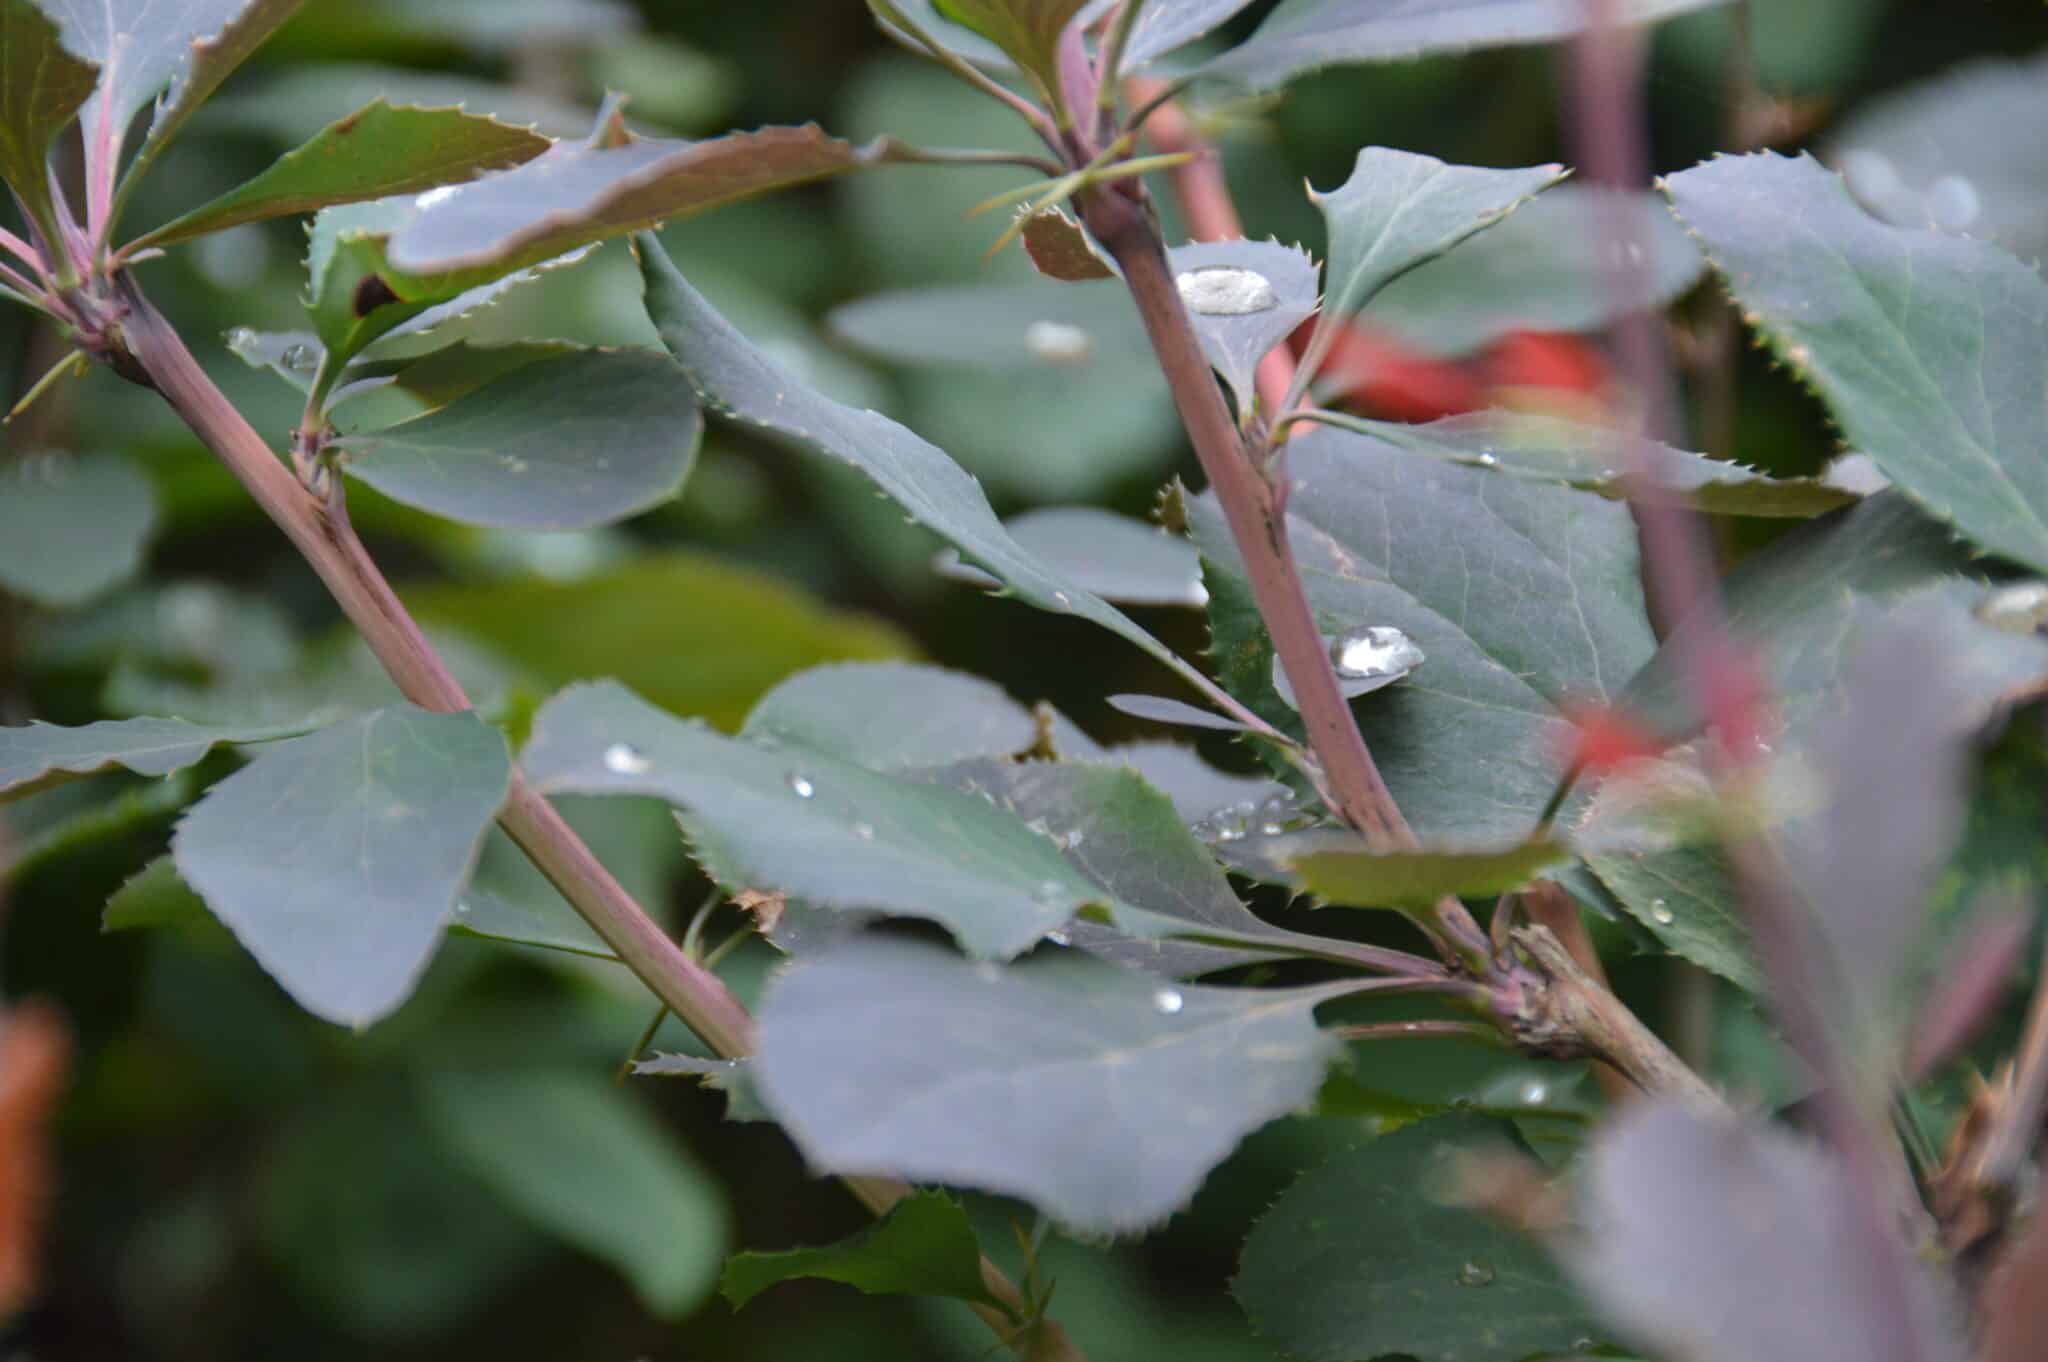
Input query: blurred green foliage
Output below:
<box><xmin>3</xmin><ymin>1</ymin><xmax>2046</xmax><ymax>1358</ymax></box>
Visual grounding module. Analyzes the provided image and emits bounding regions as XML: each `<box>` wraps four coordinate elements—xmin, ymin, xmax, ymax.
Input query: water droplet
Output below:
<box><xmin>454</xmin><ymin>899</ymin><xmax>471</xmax><ymax>916</ymax></box>
<box><xmin>1050</xmin><ymin>591</ymin><xmax>1072</xmax><ymax>610</ymax></box>
<box><xmin>281</xmin><ymin>342</ymin><xmax>317</xmax><ymax>373</ymax></box>
<box><xmin>1475</xmin><ymin>450</ymin><xmax>1499</xmax><ymax>468</ymax></box>
<box><xmin>603</xmin><ymin>743</ymin><xmax>650</xmax><ymax>775</ymax></box>
<box><xmin>1928</xmin><ymin>175</ymin><xmax>1982</xmax><ymax>231</ymax></box>
<box><xmin>1456</xmin><ymin>1259</ymin><xmax>1495</xmax><ymax>1287</ymax></box>
<box><xmin>851</xmin><ymin>821</ymin><xmax>876</xmax><ymax>841</ymax></box>
<box><xmin>787</xmin><ymin>772</ymin><xmax>816</xmax><ymax>799</ymax></box>
<box><xmin>1024</xmin><ymin>319</ymin><xmax>1092</xmax><ymax>364</ymax></box>
<box><xmin>1176</xmin><ymin>266</ymin><xmax>1279</xmax><ymax>315</ymax></box>
<box><xmin>1977</xmin><ymin>581</ymin><xmax>2048</xmax><ymax>634</ymax></box>
<box><xmin>1520</xmin><ymin>1080</ymin><xmax>1548</xmax><ymax>1107</ymax></box>
<box><xmin>1260</xmin><ymin>820</ymin><xmax>1285</xmax><ymax>837</ymax></box>
<box><xmin>1044</xmin><ymin>928</ymin><xmax>1072</xmax><ymax>947</ymax></box>
<box><xmin>1332</xmin><ymin>625</ymin><xmax>1426</xmax><ymax>679</ymax></box>
<box><xmin>414</xmin><ymin>183</ymin><xmax>461</xmax><ymax>210</ymax></box>
<box><xmin>225</xmin><ymin>326</ymin><xmax>257</xmax><ymax>351</ymax></box>
<box><xmin>1649</xmin><ymin>898</ymin><xmax>1674</xmax><ymax>926</ymax></box>
<box><xmin>1214</xmin><ymin>813</ymin><xmax>1248</xmax><ymax>842</ymax></box>
<box><xmin>1152</xmin><ymin>987</ymin><xmax>1185</xmax><ymax>1015</ymax></box>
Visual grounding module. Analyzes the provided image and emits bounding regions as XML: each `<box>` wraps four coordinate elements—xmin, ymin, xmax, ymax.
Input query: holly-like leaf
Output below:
<box><xmin>1366</xmin><ymin>186</ymin><xmax>1705</xmax><ymax>358</ymax></box>
<box><xmin>752</xmin><ymin>933</ymin><xmax>1340</xmax><ymax>1232</ymax></box>
<box><xmin>1582</xmin><ymin>841</ymin><xmax>1756</xmax><ymax>991</ymax></box>
<box><xmin>1320</xmin><ymin>409</ymin><xmax>1854</xmax><ymax>518</ymax></box>
<box><xmin>113</xmin><ymin>0</ymin><xmax>306</xmax><ymax>215</ymax></box>
<box><xmin>1169</xmin><ymin>238</ymin><xmax>1319</xmax><ymax>417</ymax></box>
<box><xmin>928</xmin><ymin>0</ymin><xmax>1089</xmax><ymax>90</ymax></box>
<box><xmin>940</xmin><ymin>508</ymin><xmax>1207</xmax><ymax>608</ymax></box>
<box><xmin>0</xmin><ymin>452</ymin><xmax>158</xmax><ymax>607</ymax></box>
<box><xmin>420</xmin><ymin>1070</ymin><xmax>727</xmax><ymax>1318</ymax></box>
<box><xmin>1314</xmin><ymin>149</ymin><xmax>1564</xmax><ymax>347</ymax></box>
<box><xmin>639</xmin><ymin>234</ymin><xmax>1234</xmax><ymax>713</ymax></box>
<box><xmin>1619</xmin><ymin>493</ymin><xmax>1975</xmax><ymax>739</ymax></box>
<box><xmin>1235</xmin><ymin>1115</ymin><xmax>1601</xmax><ymax>1362</ymax></box>
<box><xmin>1112</xmin><ymin>0</ymin><xmax>1262</xmax><ymax>71</ymax></box>
<box><xmin>1</xmin><ymin>714</ymin><xmax>301</xmax><ymax>802</ymax></box>
<box><xmin>1828</xmin><ymin>48</ymin><xmax>2048</xmax><ymax>265</ymax></box>
<box><xmin>171</xmin><ymin>705</ymin><xmax>511</xmax><ymax>1027</ymax></box>
<box><xmin>1207</xmin><ymin>0</ymin><xmax>1729</xmax><ymax>90</ymax></box>
<box><xmin>131</xmin><ymin>100</ymin><xmax>548</xmax><ymax>249</ymax></box>
<box><xmin>721</xmin><ymin>1190</ymin><xmax>998</xmax><ymax>1311</ymax></box>
<box><xmin>39</xmin><ymin>0</ymin><xmax>297</xmax><ymax>175</ymax></box>
<box><xmin>522</xmin><ymin>681</ymin><xmax>1127</xmax><ymax>960</ymax></box>
<box><xmin>1198</xmin><ymin>423</ymin><xmax>1656</xmax><ymax>841</ymax></box>
<box><xmin>741</xmin><ymin>662</ymin><xmax>1038</xmax><ymax>772</ymax></box>
<box><xmin>331</xmin><ymin>349</ymin><xmax>699</xmax><ymax>531</ymax></box>
<box><xmin>379</xmin><ymin>123</ymin><xmax>881</xmax><ymax>296</ymax></box>
<box><xmin>1665</xmin><ymin>151</ymin><xmax>2048</xmax><ymax>575</ymax></box>
<box><xmin>1571</xmin><ymin>1100</ymin><xmax>1963</xmax><ymax>1362</ymax></box>
<box><xmin>0</xmin><ymin>0</ymin><xmax>97</xmax><ymax>233</ymax></box>
<box><xmin>1294</xmin><ymin>837</ymin><xmax>1570</xmax><ymax>910</ymax></box>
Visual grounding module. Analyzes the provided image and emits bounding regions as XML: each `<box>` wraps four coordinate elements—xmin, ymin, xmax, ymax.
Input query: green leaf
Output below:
<box><xmin>1618</xmin><ymin>492</ymin><xmax>1974</xmax><ymax>739</ymax></box>
<box><xmin>939</xmin><ymin>508</ymin><xmax>1207</xmax><ymax>608</ymax></box>
<box><xmin>639</xmin><ymin>235</ymin><xmax>1227</xmax><ymax>710</ymax></box>
<box><xmin>1207</xmin><ymin>0</ymin><xmax>1729</xmax><ymax>90</ymax></box>
<box><xmin>1295</xmin><ymin>837</ymin><xmax>1570</xmax><ymax>910</ymax></box>
<box><xmin>752</xmin><ymin>933</ymin><xmax>1341</xmax><ymax>1231</ymax></box>
<box><xmin>827</xmin><ymin>278</ymin><xmax>1152</xmax><ymax>372</ymax></box>
<box><xmin>379</xmin><ymin>123</ymin><xmax>882</xmax><ymax>296</ymax></box>
<box><xmin>741</xmin><ymin>662</ymin><xmax>1037</xmax><ymax>772</ymax></box>
<box><xmin>331</xmin><ymin>349</ymin><xmax>698</xmax><ymax>531</ymax></box>
<box><xmin>113</xmin><ymin>0</ymin><xmax>307</xmax><ymax>216</ymax></box>
<box><xmin>1318</xmin><ymin>409</ymin><xmax>1854</xmax><ymax>518</ymax></box>
<box><xmin>420</xmin><ymin>1069</ymin><xmax>728</xmax><ymax>1318</ymax></box>
<box><xmin>0</xmin><ymin>0</ymin><xmax>97</xmax><ymax>235</ymax></box>
<box><xmin>1829</xmin><ymin>48</ymin><xmax>2048</xmax><ymax>265</ymax></box>
<box><xmin>0</xmin><ymin>452</ymin><xmax>158</xmax><ymax>607</ymax></box>
<box><xmin>1113</xmin><ymin>0</ymin><xmax>1261</xmax><ymax>70</ymax></box>
<box><xmin>929</xmin><ymin>0</ymin><xmax>1089</xmax><ymax>90</ymax></box>
<box><xmin>1169</xmin><ymin>238</ymin><xmax>1319</xmax><ymax>417</ymax></box>
<box><xmin>172</xmin><ymin>705</ymin><xmax>511</xmax><ymax>1027</ymax></box>
<box><xmin>1235</xmin><ymin>1115</ymin><xmax>1601</xmax><ymax>1362</ymax></box>
<box><xmin>721</xmin><ymin>1190</ymin><xmax>998</xmax><ymax>1311</ymax></box>
<box><xmin>6</xmin><ymin>770</ymin><xmax>198</xmax><ymax>886</ymax></box>
<box><xmin>1313</xmin><ymin>149</ymin><xmax>1564</xmax><ymax>347</ymax></box>
<box><xmin>1197</xmin><ymin>424</ymin><xmax>1656</xmax><ymax>841</ymax></box>
<box><xmin>932</xmin><ymin>757</ymin><xmax>1377</xmax><ymax>975</ymax></box>
<box><xmin>401</xmin><ymin>551</ymin><xmax>912</xmax><ymax>731</ymax></box>
<box><xmin>1365</xmin><ymin>186</ymin><xmax>1705</xmax><ymax>358</ymax></box>
<box><xmin>1664</xmin><ymin>151</ymin><xmax>2048</xmax><ymax>575</ymax></box>
<box><xmin>1571</xmin><ymin>1101</ymin><xmax>1960</xmax><ymax>1362</ymax></box>
<box><xmin>522</xmin><ymin>681</ymin><xmax>1123</xmax><ymax>959</ymax></box>
<box><xmin>1582</xmin><ymin>841</ymin><xmax>1756</xmax><ymax>991</ymax></box>
<box><xmin>40</xmin><ymin>0</ymin><xmax>298</xmax><ymax>175</ymax></box>
<box><xmin>132</xmin><ymin>99</ymin><xmax>548</xmax><ymax>249</ymax></box>
<box><xmin>1</xmin><ymin>714</ymin><xmax>301</xmax><ymax>802</ymax></box>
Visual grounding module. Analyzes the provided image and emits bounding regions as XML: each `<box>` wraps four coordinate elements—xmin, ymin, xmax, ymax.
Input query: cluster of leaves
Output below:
<box><xmin>5</xmin><ymin>1</ymin><xmax>2048</xmax><ymax>1360</ymax></box>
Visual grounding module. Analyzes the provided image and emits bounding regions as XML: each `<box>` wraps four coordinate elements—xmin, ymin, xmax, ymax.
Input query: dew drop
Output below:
<box><xmin>603</xmin><ymin>743</ymin><xmax>650</xmax><ymax>775</ymax></box>
<box><xmin>1024</xmin><ymin>319</ymin><xmax>1093</xmax><ymax>364</ymax></box>
<box><xmin>1175</xmin><ymin>266</ymin><xmax>1279</xmax><ymax>316</ymax></box>
<box><xmin>1050</xmin><ymin>591</ymin><xmax>1072</xmax><ymax>610</ymax></box>
<box><xmin>281</xmin><ymin>342</ymin><xmax>317</xmax><ymax>373</ymax></box>
<box><xmin>1520</xmin><ymin>1079</ymin><xmax>1548</xmax><ymax>1107</ymax></box>
<box><xmin>851</xmin><ymin>821</ymin><xmax>876</xmax><ymax>841</ymax></box>
<box><xmin>225</xmin><ymin>326</ymin><xmax>257</xmax><ymax>351</ymax></box>
<box><xmin>414</xmin><ymin>184</ymin><xmax>461</xmax><ymax>210</ymax></box>
<box><xmin>1649</xmin><ymin>898</ymin><xmax>1675</xmax><ymax>926</ymax></box>
<box><xmin>1333</xmin><ymin>625</ymin><xmax>1426</xmax><ymax>679</ymax></box>
<box><xmin>1928</xmin><ymin>175</ymin><xmax>1982</xmax><ymax>231</ymax></box>
<box><xmin>1152</xmin><ymin>987</ymin><xmax>1186</xmax><ymax>1015</ymax></box>
<box><xmin>1456</xmin><ymin>1259</ymin><xmax>1496</xmax><ymax>1288</ymax></box>
<box><xmin>499</xmin><ymin>454</ymin><xmax>529</xmax><ymax>474</ymax></box>
<box><xmin>787</xmin><ymin>772</ymin><xmax>816</xmax><ymax>799</ymax></box>
<box><xmin>1260</xmin><ymin>820</ymin><xmax>1286</xmax><ymax>837</ymax></box>
<box><xmin>1044</xmin><ymin>928</ymin><xmax>1072</xmax><ymax>947</ymax></box>
<box><xmin>1976</xmin><ymin>581</ymin><xmax>2048</xmax><ymax>634</ymax></box>
<box><xmin>1475</xmin><ymin>450</ymin><xmax>1499</xmax><ymax>468</ymax></box>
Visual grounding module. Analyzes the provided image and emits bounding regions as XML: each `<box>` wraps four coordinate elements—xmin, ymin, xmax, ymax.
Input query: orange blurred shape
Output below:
<box><xmin>1304</xmin><ymin>323</ymin><xmax>1611</xmax><ymax>423</ymax></box>
<box><xmin>1558</xmin><ymin>701</ymin><xmax>1667</xmax><ymax>776</ymax></box>
<box><xmin>0</xmin><ymin>1003</ymin><xmax>69</xmax><ymax>1322</ymax></box>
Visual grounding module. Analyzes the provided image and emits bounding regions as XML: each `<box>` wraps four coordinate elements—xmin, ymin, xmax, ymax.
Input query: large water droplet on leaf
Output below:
<box><xmin>1176</xmin><ymin>266</ymin><xmax>1279</xmax><ymax>316</ymax></box>
<box><xmin>1270</xmin><ymin>626</ymin><xmax>1425</xmax><ymax>710</ymax></box>
<box><xmin>787</xmin><ymin>772</ymin><xmax>815</xmax><ymax>799</ymax></box>
<box><xmin>603</xmin><ymin>743</ymin><xmax>650</xmax><ymax>775</ymax></box>
<box><xmin>1152</xmin><ymin>987</ymin><xmax>1185</xmax><ymax>1015</ymax></box>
